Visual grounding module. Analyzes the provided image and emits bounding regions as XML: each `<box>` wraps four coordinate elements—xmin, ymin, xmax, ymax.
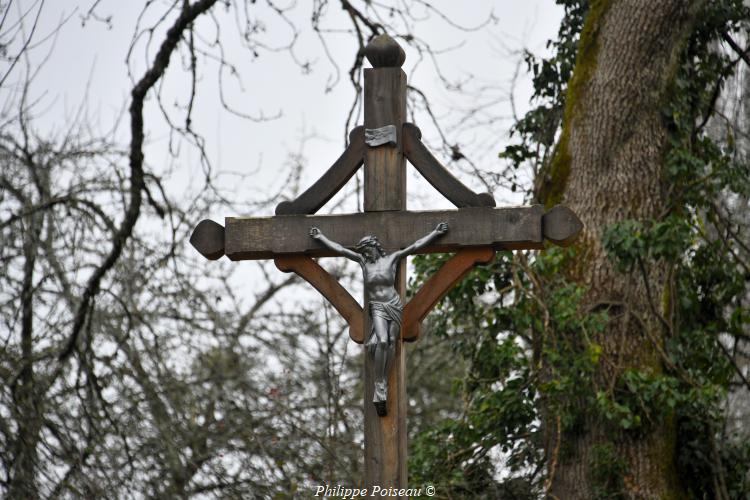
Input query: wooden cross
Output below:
<box><xmin>190</xmin><ymin>34</ymin><xmax>582</xmax><ymax>496</ymax></box>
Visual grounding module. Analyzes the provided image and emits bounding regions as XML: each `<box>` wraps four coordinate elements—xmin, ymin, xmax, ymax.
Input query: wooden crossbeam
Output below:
<box><xmin>190</xmin><ymin>205</ymin><xmax>582</xmax><ymax>261</ymax></box>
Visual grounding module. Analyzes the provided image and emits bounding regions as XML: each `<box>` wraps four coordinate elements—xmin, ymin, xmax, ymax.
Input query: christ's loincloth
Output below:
<box><xmin>368</xmin><ymin>296</ymin><xmax>403</xmax><ymax>344</ymax></box>
<box><xmin>368</xmin><ymin>296</ymin><xmax>403</xmax><ymax>409</ymax></box>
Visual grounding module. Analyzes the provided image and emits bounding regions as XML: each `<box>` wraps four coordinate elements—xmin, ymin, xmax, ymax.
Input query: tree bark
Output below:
<box><xmin>8</xmin><ymin>184</ymin><xmax>44</xmax><ymax>499</ymax></box>
<box><xmin>540</xmin><ymin>1</ymin><xmax>703</xmax><ymax>498</ymax></box>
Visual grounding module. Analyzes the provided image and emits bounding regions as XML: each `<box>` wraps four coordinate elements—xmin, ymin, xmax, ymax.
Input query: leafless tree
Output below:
<box><xmin>0</xmin><ymin>0</ymin><xmax>503</xmax><ymax>497</ymax></box>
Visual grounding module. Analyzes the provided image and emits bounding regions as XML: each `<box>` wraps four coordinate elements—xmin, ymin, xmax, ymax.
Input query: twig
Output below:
<box><xmin>722</xmin><ymin>32</ymin><xmax>750</xmax><ymax>67</ymax></box>
<box><xmin>60</xmin><ymin>0</ymin><xmax>220</xmax><ymax>360</ymax></box>
<box><xmin>716</xmin><ymin>338</ymin><xmax>750</xmax><ymax>393</ymax></box>
<box><xmin>636</xmin><ymin>257</ymin><xmax>673</xmax><ymax>336</ymax></box>
<box><xmin>0</xmin><ymin>0</ymin><xmax>45</xmax><ymax>87</ymax></box>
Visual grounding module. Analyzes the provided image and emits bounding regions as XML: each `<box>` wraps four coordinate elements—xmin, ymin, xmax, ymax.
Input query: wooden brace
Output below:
<box><xmin>403</xmin><ymin>246</ymin><xmax>495</xmax><ymax>341</ymax></box>
<box><xmin>403</xmin><ymin>123</ymin><xmax>496</xmax><ymax>209</ymax></box>
<box><xmin>275</xmin><ymin>127</ymin><xmax>365</xmax><ymax>216</ymax></box>
<box><xmin>274</xmin><ymin>248</ymin><xmax>495</xmax><ymax>345</ymax></box>
<box><xmin>273</xmin><ymin>123</ymin><xmax>496</xmax><ymax>216</ymax></box>
<box><xmin>274</xmin><ymin>255</ymin><xmax>365</xmax><ymax>343</ymax></box>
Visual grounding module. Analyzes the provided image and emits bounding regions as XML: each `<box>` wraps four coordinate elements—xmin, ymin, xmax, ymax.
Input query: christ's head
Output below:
<box><xmin>355</xmin><ymin>235</ymin><xmax>386</xmax><ymax>263</ymax></box>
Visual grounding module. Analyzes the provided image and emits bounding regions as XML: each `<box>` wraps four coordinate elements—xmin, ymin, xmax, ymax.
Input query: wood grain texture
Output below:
<box><xmin>542</xmin><ymin>205</ymin><xmax>583</xmax><ymax>246</ymax></box>
<box><xmin>362</xmin><ymin>63</ymin><xmax>408</xmax><ymax>494</ymax></box>
<box><xmin>189</xmin><ymin>219</ymin><xmax>225</xmax><ymax>260</ymax></box>
<box><xmin>364</xmin><ymin>33</ymin><xmax>406</xmax><ymax>68</ymax></box>
<box><xmin>274</xmin><ymin>255</ymin><xmax>364</xmax><ymax>343</ymax></box>
<box><xmin>275</xmin><ymin>127</ymin><xmax>365</xmax><ymax>216</ymax></box>
<box><xmin>224</xmin><ymin>206</ymin><xmax>545</xmax><ymax>260</ymax></box>
<box><xmin>403</xmin><ymin>123</ymin><xmax>496</xmax><ymax>208</ymax></box>
<box><xmin>363</xmin><ymin>67</ymin><xmax>406</xmax><ymax>212</ymax></box>
<box><xmin>402</xmin><ymin>247</ymin><xmax>495</xmax><ymax>342</ymax></box>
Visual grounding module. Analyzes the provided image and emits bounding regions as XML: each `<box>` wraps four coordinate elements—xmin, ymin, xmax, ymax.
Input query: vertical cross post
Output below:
<box><xmin>362</xmin><ymin>34</ymin><xmax>408</xmax><ymax>493</ymax></box>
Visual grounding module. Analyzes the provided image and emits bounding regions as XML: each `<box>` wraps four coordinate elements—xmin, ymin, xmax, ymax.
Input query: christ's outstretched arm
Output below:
<box><xmin>309</xmin><ymin>227</ymin><xmax>362</xmax><ymax>262</ymax></box>
<box><xmin>391</xmin><ymin>222</ymin><xmax>449</xmax><ymax>261</ymax></box>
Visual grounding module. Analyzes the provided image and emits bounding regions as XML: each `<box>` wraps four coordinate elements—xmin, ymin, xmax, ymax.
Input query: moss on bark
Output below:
<box><xmin>541</xmin><ymin>0</ymin><xmax>611</xmax><ymax>208</ymax></box>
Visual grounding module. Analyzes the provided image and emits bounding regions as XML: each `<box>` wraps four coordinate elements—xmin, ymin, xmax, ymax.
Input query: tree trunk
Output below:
<box><xmin>540</xmin><ymin>1</ymin><xmax>702</xmax><ymax>498</ymax></box>
<box><xmin>8</xmin><ymin>206</ymin><xmax>43</xmax><ymax>499</ymax></box>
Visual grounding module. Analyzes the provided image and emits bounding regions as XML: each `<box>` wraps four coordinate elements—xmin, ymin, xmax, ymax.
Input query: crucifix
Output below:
<box><xmin>190</xmin><ymin>34</ymin><xmax>582</xmax><ymax>495</ymax></box>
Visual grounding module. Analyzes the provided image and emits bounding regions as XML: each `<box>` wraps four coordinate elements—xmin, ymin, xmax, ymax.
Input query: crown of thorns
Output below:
<box><xmin>354</xmin><ymin>235</ymin><xmax>381</xmax><ymax>251</ymax></box>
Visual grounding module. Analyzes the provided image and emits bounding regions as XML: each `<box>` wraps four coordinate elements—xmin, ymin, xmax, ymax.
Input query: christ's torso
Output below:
<box><xmin>362</xmin><ymin>255</ymin><xmax>399</xmax><ymax>302</ymax></box>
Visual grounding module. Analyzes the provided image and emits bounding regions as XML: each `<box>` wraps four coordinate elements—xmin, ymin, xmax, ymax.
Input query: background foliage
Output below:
<box><xmin>1</xmin><ymin>0</ymin><xmax>749</xmax><ymax>498</ymax></box>
<box><xmin>409</xmin><ymin>0</ymin><xmax>750</xmax><ymax>497</ymax></box>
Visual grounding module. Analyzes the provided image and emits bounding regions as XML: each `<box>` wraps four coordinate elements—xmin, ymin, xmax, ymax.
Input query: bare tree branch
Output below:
<box><xmin>61</xmin><ymin>0</ymin><xmax>220</xmax><ymax>360</ymax></box>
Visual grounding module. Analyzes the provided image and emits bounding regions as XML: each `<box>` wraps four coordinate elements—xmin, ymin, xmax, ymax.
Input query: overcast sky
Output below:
<box><xmin>4</xmin><ymin>1</ymin><xmax>563</xmax><ymax>216</ymax></box>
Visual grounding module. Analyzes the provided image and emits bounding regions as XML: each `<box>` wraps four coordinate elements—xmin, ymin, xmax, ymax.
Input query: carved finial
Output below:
<box><xmin>364</xmin><ymin>34</ymin><xmax>405</xmax><ymax>68</ymax></box>
<box><xmin>542</xmin><ymin>206</ymin><xmax>583</xmax><ymax>246</ymax></box>
<box><xmin>190</xmin><ymin>219</ymin><xmax>226</xmax><ymax>260</ymax></box>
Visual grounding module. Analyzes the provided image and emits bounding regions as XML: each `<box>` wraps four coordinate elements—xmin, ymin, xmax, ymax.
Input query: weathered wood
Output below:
<box><xmin>197</xmin><ymin>204</ymin><xmax>582</xmax><ymax>262</ymax></box>
<box><xmin>275</xmin><ymin>127</ymin><xmax>365</xmax><ymax>216</ymax></box>
<box><xmin>274</xmin><ymin>255</ymin><xmax>364</xmax><ymax>343</ymax></box>
<box><xmin>542</xmin><ymin>205</ymin><xmax>584</xmax><ymax>246</ymax></box>
<box><xmin>402</xmin><ymin>247</ymin><xmax>495</xmax><ymax>342</ymax></box>
<box><xmin>364</xmin><ymin>34</ymin><xmax>406</xmax><ymax>68</ymax></box>
<box><xmin>224</xmin><ymin>206</ymin><xmax>546</xmax><ymax>260</ymax></box>
<box><xmin>403</xmin><ymin>123</ymin><xmax>496</xmax><ymax>208</ymax></box>
<box><xmin>363</xmin><ymin>35</ymin><xmax>408</xmax><ymax>494</ymax></box>
<box><xmin>363</xmin><ymin>67</ymin><xmax>406</xmax><ymax>212</ymax></box>
<box><xmin>190</xmin><ymin>219</ymin><xmax>225</xmax><ymax>260</ymax></box>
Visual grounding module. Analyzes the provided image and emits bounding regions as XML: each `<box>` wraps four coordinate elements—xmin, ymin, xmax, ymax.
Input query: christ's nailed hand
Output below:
<box><xmin>435</xmin><ymin>222</ymin><xmax>449</xmax><ymax>234</ymax></box>
<box><xmin>309</xmin><ymin>227</ymin><xmax>322</xmax><ymax>239</ymax></box>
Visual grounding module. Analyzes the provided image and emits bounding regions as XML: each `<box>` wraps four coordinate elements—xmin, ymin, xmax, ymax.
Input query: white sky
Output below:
<box><xmin>1</xmin><ymin>0</ymin><xmax>565</xmax><ymax>337</ymax></box>
<box><xmin>6</xmin><ymin>0</ymin><xmax>563</xmax><ymax>216</ymax></box>
<box><xmin>2</xmin><ymin>3</ymin><xmax>566</xmax><ymax>480</ymax></box>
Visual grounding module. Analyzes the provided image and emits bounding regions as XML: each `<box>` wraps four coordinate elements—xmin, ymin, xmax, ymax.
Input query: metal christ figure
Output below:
<box><xmin>309</xmin><ymin>222</ymin><xmax>449</xmax><ymax>416</ymax></box>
